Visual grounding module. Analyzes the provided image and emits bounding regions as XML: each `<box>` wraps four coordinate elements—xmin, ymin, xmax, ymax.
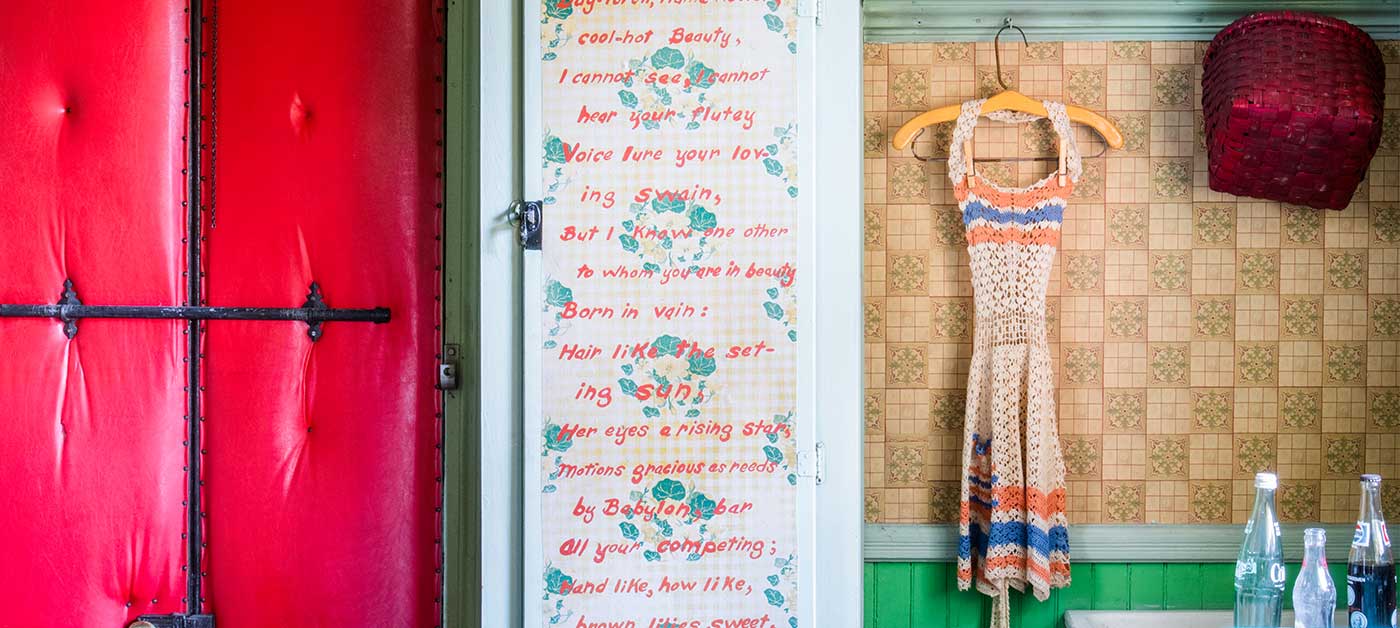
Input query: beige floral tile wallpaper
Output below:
<box><xmin>863</xmin><ymin>40</ymin><xmax>1400</xmax><ymax>525</ymax></box>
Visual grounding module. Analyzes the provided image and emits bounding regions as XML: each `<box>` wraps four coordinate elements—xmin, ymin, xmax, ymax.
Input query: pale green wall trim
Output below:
<box><xmin>865</xmin><ymin>523</ymin><xmax>1357</xmax><ymax>563</ymax></box>
<box><xmin>864</xmin><ymin>0</ymin><xmax>1400</xmax><ymax>42</ymax></box>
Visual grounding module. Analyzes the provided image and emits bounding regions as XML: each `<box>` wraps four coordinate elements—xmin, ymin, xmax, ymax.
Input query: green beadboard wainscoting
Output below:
<box><xmin>864</xmin><ymin>561</ymin><xmax>1351</xmax><ymax>628</ymax></box>
<box><xmin>863</xmin><ymin>524</ymin><xmax>1357</xmax><ymax>627</ymax></box>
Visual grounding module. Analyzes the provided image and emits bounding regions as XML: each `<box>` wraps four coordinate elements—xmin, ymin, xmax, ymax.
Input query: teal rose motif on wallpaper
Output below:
<box><xmin>760</xmin><ymin>0</ymin><xmax>799</xmax><ymax>55</ymax></box>
<box><xmin>610</xmin><ymin>477</ymin><xmax>724</xmax><ymax>563</ymax></box>
<box><xmin>616</xmin><ymin>334</ymin><xmax>717</xmax><ymax>419</ymax></box>
<box><xmin>619</xmin><ymin>48</ymin><xmax>686</xmax><ymax>131</ymax></box>
<box><xmin>763</xmin><ymin>283</ymin><xmax>798</xmax><ymax>343</ymax></box>
<box><xmin>540</xmin><ymin>420</ymin><xmax>575</xmax><ymax>495</ymax></box>
<box><xmin>542</xmin><ymin>0</ymin><xmax>572</xmax><ymax>21</ymax></box>
<box><xmin>759</xmin><ymin>122</ymin><xmax>800</xmax><ymax>199</ymax></box>
<box><xmin>540</xmin><ymin>133</ymin><xmax>573</xmax><ymax>204</ymax></box>
<box><xmin>542</xmin><ymin>564</ymin><xmax>576</xmax><ymax>625</ymax></box>
<box><xmin>619</xmin><ymin>47</ymin><xmax>721</xmax><ymax>113</ymax></box>
<box><xmin>541</xmin><ymin>21</ymin><xmax>568</xmax><ymax>61</ymax></box>
<box><xmin>757</xmin><ymin>411</ymin><xmax>799</xmax><ymax>486</ymax></box>
<box><xmin>539</xmin><ymin>0</ymin><xmax>579</xmax><ymax>63</ymax></box>
<box><xmin>608</xmin><ymin>46</ymin><xmax>769</xmax><ymax>132</ymax></box>
<box><xmin>541</xmin><ymin>278</ymin><xmax>573</xmax><ymax>349</ymax></box>
<box><xmin>618</xmin><ymin>197</ymin><xmax>719</xmax><ymax>270</ymax></box>
<box><xmin>765</xmin><ymin>553</ymin><xmax>801</xmax><ymax>628</ymax></box>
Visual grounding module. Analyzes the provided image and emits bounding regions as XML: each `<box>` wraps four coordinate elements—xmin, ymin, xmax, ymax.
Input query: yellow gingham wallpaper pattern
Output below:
<box><xmin>862</xmin><ymin>40</ymin><xmax>1400</xmax><ymax>525</ymax></box>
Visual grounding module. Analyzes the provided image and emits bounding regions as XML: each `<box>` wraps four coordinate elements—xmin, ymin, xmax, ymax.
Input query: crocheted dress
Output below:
<box><xmin>951</xmin><ymin>99</ymin><xmax>1077</xmax><ymax>628</ymax></box>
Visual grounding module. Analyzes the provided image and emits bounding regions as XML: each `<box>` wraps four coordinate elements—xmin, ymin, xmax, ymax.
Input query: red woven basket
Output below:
<box><xmin>1203</xmin><ymin>11</ymin><xmax>1386</xmax><ymax>210</ymax></box>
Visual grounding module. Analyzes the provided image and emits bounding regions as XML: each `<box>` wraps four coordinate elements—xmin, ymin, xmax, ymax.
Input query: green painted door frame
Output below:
<box><xmin>443</xmin><ymin>0</ymin><xmax>528</xmax><ymax>626</ymax></box>
<box><xmin>443</xmin><ymin>0</ymin><xmax>479</xmax><ymax>626</ymax></box>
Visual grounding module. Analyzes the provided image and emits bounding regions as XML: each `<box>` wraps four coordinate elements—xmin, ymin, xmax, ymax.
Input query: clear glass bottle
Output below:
<box><xmin>1347</xmin><ymin>474</ymin><xmax>1395</xmax><ymax>628</ymax></box>
<box><xmin>1294</xmin><ymin>528</ymin><xmax>1337</xmax><ymax>628</ymax></box>
<box><xmin>1236</xmin><ymin>472</ymin><xmax>1286</xmax><ymax>628</ymax></box>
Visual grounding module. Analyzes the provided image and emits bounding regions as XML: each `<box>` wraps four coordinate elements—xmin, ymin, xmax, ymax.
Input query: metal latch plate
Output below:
<box><xmin>511</xmin><ymin>200</ymin><xmax>543</xmax><ymax>250</ymax></box>
<box><xmin>796</xmin><ymin>442</ymin><xmax>824</xmax><ymax>484</ymax></box>
<box><xmin>438</xmin><ymin>343</ymin><xmax>461</xmax><ymax>390</ymax></box>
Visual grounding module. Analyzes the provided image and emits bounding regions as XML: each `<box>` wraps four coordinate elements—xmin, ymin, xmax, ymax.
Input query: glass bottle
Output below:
<box><xmin>1293</xmin><ymin>528</ymin><xmax>1337</xmax><ymax>628</ymax></box>
<box><xmin>1237</xmin><ymin>472</ymin><xmax>1286</xmax><ymax>628</ymax></box>
<box><xmin>1347</xmin><ymin>474</ymin><xmax>1395</xmax><ymax>628</ymax></box>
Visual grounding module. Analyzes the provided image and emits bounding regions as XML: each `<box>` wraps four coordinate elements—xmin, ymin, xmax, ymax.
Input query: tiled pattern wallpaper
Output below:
<box><xmin>862</xmin><ymin>40</ymin><xmax>1400</xmax><ymax>525</ymax></box>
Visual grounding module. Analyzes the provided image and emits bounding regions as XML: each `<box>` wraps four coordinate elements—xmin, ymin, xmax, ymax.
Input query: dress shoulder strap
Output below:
<box><xmin>946</xmin><ymin>98</ymin><xmax>1084</xmax><ymax>184</ymax></box>
<box><xmin>1043</xmin><ymin>100</ymin><xmax>1083</xmax><ymax>183</ymax></box>
<box><xmin>945</xmin><ymin>99</ymin><xmax>986</xmax><ymax>184</ymax></box>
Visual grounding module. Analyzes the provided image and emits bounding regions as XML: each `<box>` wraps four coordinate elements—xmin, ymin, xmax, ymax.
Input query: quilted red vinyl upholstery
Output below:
<box><xmin>202</xmin><ymin>2</ymin><xmax>443</xmax><ymax>626</ymax></box>
<box><xmin>0</xmin><ymin>2</ymin><xmax>189</xmax><ymax>626</ymax></box>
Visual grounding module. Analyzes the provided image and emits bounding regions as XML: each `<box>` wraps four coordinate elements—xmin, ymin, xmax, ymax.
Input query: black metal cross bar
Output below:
<box><xmin>0</xmin><ymin>279</ymin><xmax>389</xmax><ymax>341</ymax></box>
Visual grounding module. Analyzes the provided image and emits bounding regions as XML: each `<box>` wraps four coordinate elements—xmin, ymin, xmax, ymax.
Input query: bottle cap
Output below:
<box><xmin>1362</xmin><ymin>474</ymin><xmax>1382</xmax><ymax>487</ymax></box>
<box><xmin>1255</xmin><ymin>472</ymin><xmax>1278</xmax><ymax>489</ymax></box>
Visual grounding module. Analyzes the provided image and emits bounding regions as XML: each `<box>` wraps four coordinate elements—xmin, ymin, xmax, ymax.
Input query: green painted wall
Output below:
<box><xmin>864</xmin><ymin>561</ymin><xmax>1348</xmax><ymax>628</ymax></box>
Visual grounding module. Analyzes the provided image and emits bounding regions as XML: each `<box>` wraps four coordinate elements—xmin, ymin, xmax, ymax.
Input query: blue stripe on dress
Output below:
<box><xmin>961</xmin><ymin>521</ymin><xmax>1071</xmax><ymax>558</ymax></box>
<box><xmin>1026</xmin><ymin>524</ymin><xmax>1072</xmax><ymax>558</ymax></box>
<box><xmin>962</xmin><ymin>198</ymin><xmax>1064</xmax><ymax>227</ymax></box>
<box><xmin>966</xmin><ymin>474</ymin><xmax>998</xmax><ymax>490</ymax></box>
<box><xmin>968</xmin><ymin>492</ymin><xmax>997</xmax><ymax>511</ymax></box>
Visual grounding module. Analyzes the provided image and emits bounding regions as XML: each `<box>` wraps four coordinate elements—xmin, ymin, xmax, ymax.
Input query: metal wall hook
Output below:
<box><xmin>993</xmin><ymin>17</ymin><xmax>1028</xmax><ymax>91</ymax></box>
<box><xmin>907</xmin><ymin>127</ymin><xmax>941</xmax><ymax>162</ymax></box>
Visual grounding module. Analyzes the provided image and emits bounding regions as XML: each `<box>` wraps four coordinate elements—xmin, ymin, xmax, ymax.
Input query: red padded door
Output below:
<box><xmin>0</xmin><ymin>2</ymin><xmax>189</xmax><ymax>626</ymax></box>
<box><xmin>202</xmin><ymin>2</ymin><xmax>443</xmax><ymax>626</ymax></box>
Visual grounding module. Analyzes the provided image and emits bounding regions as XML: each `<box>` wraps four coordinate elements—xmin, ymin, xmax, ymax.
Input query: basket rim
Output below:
<box><xmin>1203</xmin><ymin>10</ymin><xmax>1381</xmax><ymax>68</ymax></box>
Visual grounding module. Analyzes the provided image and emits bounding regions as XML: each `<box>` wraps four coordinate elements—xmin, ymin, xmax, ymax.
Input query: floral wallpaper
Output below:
<box><xmin>863</xmin><ymin>40</ymin><xmax>1400</xmax><ymax>525</ymax></box>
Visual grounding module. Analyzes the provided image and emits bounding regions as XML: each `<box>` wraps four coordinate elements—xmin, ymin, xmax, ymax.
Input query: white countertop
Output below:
<box><xmin>1064</xmin><ymin>609</ymin><xmax>1349</xmax><ymax>628</ymax></box>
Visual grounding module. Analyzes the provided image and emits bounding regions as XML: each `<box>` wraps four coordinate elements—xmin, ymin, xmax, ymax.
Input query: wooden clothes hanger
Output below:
<box><xmin>890</xmin><ymin>19</ymin><xmax>1125</xmax><ymax>158</ymax></box>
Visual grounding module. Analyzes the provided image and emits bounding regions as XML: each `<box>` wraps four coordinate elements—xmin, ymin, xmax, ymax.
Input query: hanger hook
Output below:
<box><xmin>993</xmin><ymin>17</ymin><xmax>1028</xmax><ymax>91</ymax></box>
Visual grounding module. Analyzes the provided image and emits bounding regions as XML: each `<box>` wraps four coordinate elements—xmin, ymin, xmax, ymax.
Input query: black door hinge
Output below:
<box><xmin>133</xmin><ymin>614</ymin><xmax>215</xmax><ymax>628</ymax></box>
<box><xmin>0</xmin><ymin>279</ymin><xmax>389</xmax><ymax>341</ymax></box>
<box><xmin>509</xmin><ymin>200</ymin><xmax>542</xmax><ymax>250</ymax></box>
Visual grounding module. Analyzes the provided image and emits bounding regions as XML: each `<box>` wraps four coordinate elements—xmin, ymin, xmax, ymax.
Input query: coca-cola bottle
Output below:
<box><xmin>1348</xmin><ymin>474</ymin><xmax>1395</xmax><ymax>628</ymax></box>
<box><xmin>1236</xmin><ymin>472</ymin><xmax>1286</xmax><ymax>628</ymax></box>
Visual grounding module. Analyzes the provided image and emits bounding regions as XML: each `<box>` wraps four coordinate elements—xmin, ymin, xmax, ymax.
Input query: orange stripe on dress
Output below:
<box><xmin>967</xmin><ymin>486</ymin><xmax>1068</xmax><ymax>519</ymax></box>
<box><xmin>1024</xmin><ymin>487</ymin><xmax>1068</xmax><ymax>517</ymax></box>
<box><xmin>953</xmin><ymin>177</ymin><xmax>1075</xmax><ymax>208</ymax></box>
<box><xmin>990</xmin><ymin>486</ymin><xmax>1067</xmax><ymax>519</ymax></box>
<box><xmin>977</xmin><ymin>557</ymin><xmax>1069</xmax><ymax>580</ymax></box>
<box><xmin>983</xmin><ymin>554</ymin><xmax>1028</xmax><ymax>571</ymax></box>
<box><xmin>964</xmin><ymin>225</ymin><xmax>1061</xmax><ymax>247</ymax></box>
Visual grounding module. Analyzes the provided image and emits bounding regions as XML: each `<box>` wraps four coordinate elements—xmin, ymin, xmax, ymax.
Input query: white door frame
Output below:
<box><xmin>476</xmin><ymin>1</ymin><xmax>526</xmax><ymax>626</ymax></box>
<box><xmin>801</xmin><ymin>2</ymin><xmax>864</xmax><ymax>624</ymax></box>
<box><xmin>475</xmin><ymin>0</ymin><xmax>862</xmax><ymax>625</ymax></box>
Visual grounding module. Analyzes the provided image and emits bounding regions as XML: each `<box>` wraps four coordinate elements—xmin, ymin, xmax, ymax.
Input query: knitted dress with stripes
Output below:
<box><xmin>951</xmin><ymin>98</ymin><xmax>1077</xmax><ymax>624</ymax></box>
